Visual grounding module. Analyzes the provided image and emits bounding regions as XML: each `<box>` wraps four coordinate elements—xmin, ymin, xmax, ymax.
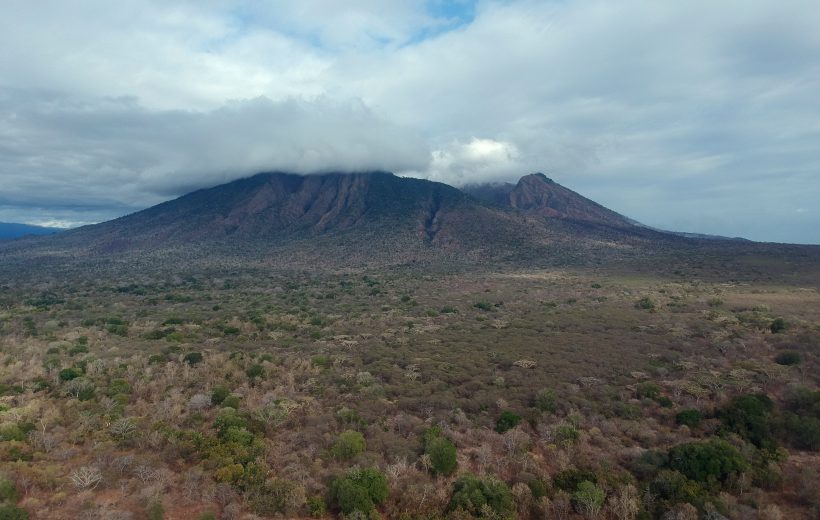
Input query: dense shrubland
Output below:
<box><xmin>0</xmin><ymin>265</ymin><xmax>818</xmax><ymax>519</ymax></box>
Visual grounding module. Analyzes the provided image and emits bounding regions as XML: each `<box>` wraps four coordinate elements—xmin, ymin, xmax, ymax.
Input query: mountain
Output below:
<box><xmin>1</xmin><ymin>171</ymin><xmax>682</xmax><ymax>272</ymax></box>
<box><xmin>16</xmin><ymin>170</ymin><xmax>817</xmax><ymax>278</ymax></box>
<box><xmin>462</xmin><ymin>173</ymin><xmax>634</xmax><ymax>228</ymax></box>
<box><xmin>0</xmin><ymin>222</ymin><xmax>60</xmax><ymax>240</ymax></box>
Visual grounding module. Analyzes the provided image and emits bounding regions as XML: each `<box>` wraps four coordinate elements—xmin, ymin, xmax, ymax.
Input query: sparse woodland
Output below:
<box><xmin>0</xmin><ymin>261</ymin><xmax>818</xmax><ymax>519</ymax></box>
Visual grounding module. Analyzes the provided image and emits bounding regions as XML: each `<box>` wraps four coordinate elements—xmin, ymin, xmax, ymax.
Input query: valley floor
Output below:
<box><xmin>0</xmin><ymin>260</ymin><xmax>818</xmax><ymax>519</ymax></box>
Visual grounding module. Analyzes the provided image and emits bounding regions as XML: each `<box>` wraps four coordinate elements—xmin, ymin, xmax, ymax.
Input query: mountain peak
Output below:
<box><xmin>518</xmin><ymin>172</ymin><xmax>553</xmax><ymax>184</ymax></box>
<box><xmin>464</xmin><ymin>173</ymin><xmax>633</xmax><ymax>228</ymax></box>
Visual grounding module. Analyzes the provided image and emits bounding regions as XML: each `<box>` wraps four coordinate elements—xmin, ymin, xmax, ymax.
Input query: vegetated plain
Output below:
<box><xmin>0</xmin><ymin>250</ymin><xmax>818</xmax><ymax>520</ymax></box>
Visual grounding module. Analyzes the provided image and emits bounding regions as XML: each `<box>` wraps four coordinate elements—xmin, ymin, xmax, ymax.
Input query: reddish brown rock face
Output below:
<box><xmin>465</xmin><ymin>173</ymin><xmax>634</xmax><ymax>229</ymax></box>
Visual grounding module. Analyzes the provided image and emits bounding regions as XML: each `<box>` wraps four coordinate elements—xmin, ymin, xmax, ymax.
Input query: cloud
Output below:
<box><xmin>411</xmin><ymin>138</ymin><xmax>527</xmax><ymax>185</ymax></box>
<box><xmin>0</xmin><ymin>91</ymin><xmax>429</xmax><ymax>223</ymax></box>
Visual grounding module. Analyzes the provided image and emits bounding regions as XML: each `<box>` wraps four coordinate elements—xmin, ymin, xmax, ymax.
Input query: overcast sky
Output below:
<box><xmin>1</xmin><ymin>1</ymin><xmax>818</xmax><ymax>243</ymax></box>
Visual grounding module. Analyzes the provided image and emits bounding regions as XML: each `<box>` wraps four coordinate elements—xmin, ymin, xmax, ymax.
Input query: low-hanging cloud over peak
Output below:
<box><xmin>0</xmin><ymin>91</ymin><xmax>430</xmax><ymax>218</ymax></box>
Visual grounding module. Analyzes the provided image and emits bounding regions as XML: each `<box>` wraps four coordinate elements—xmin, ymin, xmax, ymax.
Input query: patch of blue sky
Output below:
<box><xmin>405</xmin><ymin>0</ymin><xmax>478</xmax><ymax>46</ymax></box>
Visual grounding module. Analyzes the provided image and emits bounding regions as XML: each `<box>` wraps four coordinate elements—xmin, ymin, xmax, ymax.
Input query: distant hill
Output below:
<box><xmin>462</xmin><ymin>173</ymin><xmax>634</xmax><ymax>228</ymax></box>
<box><xmin>0</xmin><ymin>222</ymin><xmax>60</xmax><ymax>240</ymax></box>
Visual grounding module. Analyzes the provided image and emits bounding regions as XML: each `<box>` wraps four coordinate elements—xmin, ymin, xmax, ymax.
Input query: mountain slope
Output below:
<box><xmin>0</xmin><ymin>222</ymin><xmax>60</xmax><ymax>240</ymax></box>
<box><xmin>463</xmin><ymin>173</ymin><xmax>634</xmax><ymax>228</ymax></box>
<box><xmin>0</xmin><ymin>171</ymin><xmax>690</xmax><ymax>272</ymax></box>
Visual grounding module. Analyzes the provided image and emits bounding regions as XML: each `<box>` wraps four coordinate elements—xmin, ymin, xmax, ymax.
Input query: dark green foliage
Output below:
<box><xmin>553</xmin><ymin>469</ymin><xmax>598</xmax><ymax>492</ymax></box>
<box><xmin>778</xmin><ymin>389</ymin><xmax>820</xmax><ymax>450</ymax></box>
<box><xmin>335</xmin><ymin>407</ymin><xmax>366</xmax><ymax>428</ymax></box>
<box><xmin>495</xmin><ymin>411</ymin><xmax>521</xmax><ymax>433</ymax></box>
<box><xmin>26</xmin><ymin>293</ymin><xmax>64</xmax><ymax>308</ymax></box>
<box><xmin>526</xmin><ymin>478</ymin><xmax>548</xmax><ymax>499</ymax></box>
<box><xmin>106</xmin><ymin>378</ymin><xmax>130</xmax><ymax>396</ymax></box>
<box><xmin>554</xmin><ymin>424</ymin><xmax>581</xmax><ymax>444</ymax></box>
<box><xmin>657</xmin><ymin>396</ymin><xmax>674</xmax><ymax>408</ymax></box>
<box><xmin>676</xmin><ymin>409</ymin><xmax>703</xmax><ymax>427</ymax></box>
<box><xmin>572</xmin><ymin>481</ymin><xmax>605</xmax><ymax>516</ymax></box>
<box><xmin>719</xmin><ymin>393</ymin><xmax>775</xmax><ymax>449</ymax></box>
<box><xmin>635</xmin><ymin>297</ymin><xmax>655</xmax><ymax>310</ymax></box>
<box><xmin>473</xmin><ymin>301</ymin><xmax>492</xmax><ymax>311</ymax></box>
<box><xmin>0</xmin><ymin>424</ymin><xmax>27</xmax><ymax>442</ymax></box>
<box><xmin>770</xmin><ymin>318</ymin><xmax>787</xmax><ymax>333</ymax></box>
<box><xmin>332</xmin><ymin>430</ymin><xmax>366</xmax><ymax>459</ymax></box>
<box><xmin>667</xmin><ymin>440</ymin><xmax>747</xmax><ymax>486</ymax></box>
<box><xmin>636</xmin><ymin>382</ymin><xmax>662</xmax><ymax>399</ymax></box>
<box><xmin>221</xmin><ymin>395</ymin><xmax>241</xmax><ymax>409</ymax></box>
<box><xmin>330</xmin><ymin>478</ymin><xmax>372</xmax><ymax>515</ymax></box>
<box><xmin>329</xmin><ymin>468</ymin><xmax>388</xmax><ymax>515</ymax></box>
<box><xmin>311</xmin><ymin>355</ymin><xmax>331</xmax><ymax>368</ymax></box>
<box><xmin>307</xmin><ymin>495</ymin><xmax>327</xmax><ymax>517</ymax></box>
<box><xmin>106</xmin><ymin>323</ymin><xmax>129</xmax><ymax>336</ymax></box>
<box><xmin>211</xmin><ymin>385</ymin><xmax>230</xmax><ymax>405</ymax></box>
<box><xmin>426</xmin><ymin>436</ymin><xmax>457</xmax><ymax>476</ymax></box>
<box><xmin>649</xmin><ymin>469</ymin><xmax>702</xmax><ymax>503</ymax></box>
<box><xmin>630</xmin><ymin>450</ymin><xmax>668</xmax><ymax>481</ymax></box>
<box><xmin>0</xmin><ymin>478</ymin><xmax>17</xmax><ymax>502</ymax></box>
<box><xmin>196</xmin><ymin>513</ymin><xmax>216</xmax><ymax>520</ymax></box>
<box><xmin>0</xmin><ymin>505</ymin><xmax>28</xmax><ymax>520</ymax></box>
<box><xmin>213</xmin><ymin>410</ymin><xmax>249</xmax><ymax>436</ymax></box>
<box><xmin>148</xmin><ymin>354</ymin><xmax>166</xmax><ymax>364</ymax></box>
<box><xmin>246</xmin><ymin>364</ymin><xmax>265</xmax><ymax>379</ymax></box>
<box><xmin>783</xmin><ymin>387</ymin><xmax>820</xmax><ymax>416</ymax></box>
<box><xmin>183</xmin><ymin>352</ymin><xmax>203</xmax><ymax>365</ymax></box>
<box><xmin>447</xmin><ymin>473</ymin><xmax>513</xmax><ymax>517</ymax></box>
<box><xmin>779</xmin><ymin>413</ymin><xmax>820</xmax><ymax>451</ymax></box>
<box><xmin>534</xmin><ymin>388</ymin><xmax>557</xmax><ymax>412</ymax></box>
<box><xmin>58</xmin><ymin>368</ymin><xmax>81</xmax><ymax>381</ymax></box>
<box><xmin>774</xmin><ymin>351</ymin><xmax>801</xmax><ymax>365</ymax></box>
<box><xmin>68</xmin><ymin>344</ymin><xmax>88</xmax><ymax>356</ymax></box>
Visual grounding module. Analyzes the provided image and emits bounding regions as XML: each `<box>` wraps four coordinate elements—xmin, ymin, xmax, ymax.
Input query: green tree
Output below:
<box><xmin>0</xmin><ymin>505</ymin><xmax>28</xmax><ymax>520</ymax></box>
<box><xmin>332</xmin><ymin>430</ymin><xmax>366</xmax><ymax>460</ymax></box>
<box><xmin>770</xmin><ymin>318</ymin><xmax>787</xmax><ymax>334</ymax></box>
<box><xmin>329</xmin><ymin>468</ymin><xmax>388</xmax><ymax>515</ymax></box>
<box><xmin>0</xmin><ymin>478</ymin><xmax>17</xmax><ymax>502</ymax></box>
<box><xmin>211</xmin><ymin>385</ymin><xmax>230</xmax><ymax>405</ymax></box>
<box><xmin>495</xmin><ymin>411</ymin><xmax>522</xmax><ymax>433</ymax></box>
<box><xmin>534</xmin><ymin>389</ymin><xmax>557</xmax><ymax>412</ymax></box>
<box><xmin>775</xmin><ymin>351</ymin><xmax>801</xmax><ymax>365</ymax></box>
<box><xmin>447</xmin><ymin>473</ymin><xmax>513</xmax><ymax>518</ymax></box>
<box><xmin>426</xmin><ymin>436</ymin><xmax>457</xmax><ymax>476</ymax></box>
<box><xmin>246</xmin><ymin>364</ymin><xmax>265</xmax><ymax>380</ymax></box>
<box><xmin>183</xmin><ymin>352</ymin><xmax>203</xmax><ymax>365</ymax></box>
<box><xmin>572</xmin><ymin>481</ymin><xmax>605</xmax><ymax>517</ymax></box>
<box><xmin>675</xmin><ymin>409</ymin><xmax>703</xmax><ymax>427</ymax></box>
<box><xmin>719</xmin><ymin>394</ymin><xmax>775</xmax><ymax>449</ymax></box>
<box><xmin>667</xmin><ymin>440</ymin><xmax>747</xmax><ymax>486</ymax></box>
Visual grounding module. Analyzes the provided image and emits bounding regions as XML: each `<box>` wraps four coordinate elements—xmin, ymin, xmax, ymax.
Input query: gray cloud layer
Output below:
<box><xmin>0</xmin><ymin>0</ymin><xmax>818</xmax><ymax>243</ymax></box>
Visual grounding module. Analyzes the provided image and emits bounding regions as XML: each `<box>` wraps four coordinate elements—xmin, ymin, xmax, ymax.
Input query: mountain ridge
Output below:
<box><xmin>0</xmin><ymin>221</ymin><xmax>61</xmax><ymax>240</ymax></box>
<box><xmin>5</xmin><ymin>170</ymin><xmax>813</xmax><ymax>275</ymax></box>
